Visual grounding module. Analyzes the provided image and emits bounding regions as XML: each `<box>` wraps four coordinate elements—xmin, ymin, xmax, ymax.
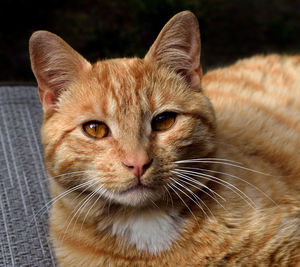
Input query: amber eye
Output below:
<box><xmin>152</xmin><ymin>112</ymin><xmax>177</xmax><ymax>131</ymax></box>
<box><xmin>83</xmin><ymin>121</ymin><xmax>109</xmax><ymax>139</ymax></box>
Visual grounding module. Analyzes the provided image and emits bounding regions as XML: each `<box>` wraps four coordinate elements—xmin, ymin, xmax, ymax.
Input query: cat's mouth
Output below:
<box><xmin>120</xmin><ymin>183</ymin><xmax>153</xmax><ymax>195</ymax></box>
<box><xmin>111</xmin><ymin>182</ymin><xmax>159</xmax><ymax>206</ymax></box>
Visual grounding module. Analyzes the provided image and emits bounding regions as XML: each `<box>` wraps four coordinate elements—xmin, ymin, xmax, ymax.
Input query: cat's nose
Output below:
<box><xmin>122</xmin><ymin>153</ymin><xmax>153</xmax><ymax>179</ymax></box>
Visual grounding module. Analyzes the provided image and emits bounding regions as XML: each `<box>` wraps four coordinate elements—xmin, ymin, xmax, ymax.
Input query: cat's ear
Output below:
<box><xmin>145</xmin><ymin>11</ymin><xmax>202</xmax><ymax>89</ymax></box>
<box><xmin>29</xmin><ymin>31</ymin><xmax>91</xmax><ymax>114</ymax></box>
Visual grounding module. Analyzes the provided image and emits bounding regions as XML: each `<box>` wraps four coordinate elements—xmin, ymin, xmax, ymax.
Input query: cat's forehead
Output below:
<box><xmin>83</xmin><ymin>58</ymin><xmax>191</xmax><ymax>118</ymax></box>
<box><xmin>93</xmin><ymin>58</ymin><xmax>150</xmax><ymax>111</ymax></box>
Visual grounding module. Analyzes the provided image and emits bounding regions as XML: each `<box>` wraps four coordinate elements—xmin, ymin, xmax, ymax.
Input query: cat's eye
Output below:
<box><xmin>83</xmin><ymin>121</ymin><xmax>109</xmax><ymax>139</ymax></box>
<box><xmin>152</xmin><ymin>112</ymin><xmax>177</xmax><ymax>131</ymax></box>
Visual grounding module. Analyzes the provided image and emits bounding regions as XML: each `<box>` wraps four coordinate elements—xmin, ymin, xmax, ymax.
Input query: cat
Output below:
<box><xmin>29</xmin><ymin>11</ymin><xmax>300</xmax><ymax>266</ymax></box>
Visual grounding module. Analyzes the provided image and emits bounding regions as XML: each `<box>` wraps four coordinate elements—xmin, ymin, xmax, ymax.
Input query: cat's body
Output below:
<box><xmin>29</xmin><ymin>12</ymin><xmax>300</xmax><ymax>266</ymax></box>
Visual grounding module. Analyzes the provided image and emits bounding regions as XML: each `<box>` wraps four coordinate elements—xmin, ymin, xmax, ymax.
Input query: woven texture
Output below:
<box><xmin>0</xmin><ymin>86</ymin><xmax>57</xmax><ymax>266</ymax></box>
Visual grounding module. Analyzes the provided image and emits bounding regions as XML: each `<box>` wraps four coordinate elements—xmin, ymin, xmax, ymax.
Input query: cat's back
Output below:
<box><xmin>203</xmin><ymin>54</ymin><xmax>300</xmax><ymax>188</ymax></box>
<box><xmin>203</xmin><ymin>54</ymin><xmax>300</xmax><ymax>112</ymax></box>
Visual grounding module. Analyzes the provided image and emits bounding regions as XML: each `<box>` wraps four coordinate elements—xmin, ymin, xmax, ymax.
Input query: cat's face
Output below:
<box><xmin>30</xmin><ymin>11</ymin><xmax>216</xmax><ymax>208</ymax></box>
<box><xmin>41</xmin><ymin>58</ymin><xmax>215</xmax><ymax>207</ymax></box>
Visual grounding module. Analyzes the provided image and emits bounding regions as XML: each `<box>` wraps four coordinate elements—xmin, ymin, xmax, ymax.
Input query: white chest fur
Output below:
<box><xmin>111</xmin><ymin>210</ymin><xmax>183</xmax><ymax>254</ymax></box>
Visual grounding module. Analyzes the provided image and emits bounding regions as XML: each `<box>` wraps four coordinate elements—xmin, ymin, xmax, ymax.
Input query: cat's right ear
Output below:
<box><xmin>29</xmin><ymin>31</ymin><xmax>91</xmax><ymax>114</ymax></box>
<box><xmin>145</xmin><ymin>11</ymin><xmax>202</xmax><ymax>90</ymax></box>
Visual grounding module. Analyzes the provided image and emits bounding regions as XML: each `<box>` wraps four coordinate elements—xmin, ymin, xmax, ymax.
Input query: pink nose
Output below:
<box><xmin>122</xmin><ymin>153</ymin><xmax>153</xmax><ymax>179</ymax></box>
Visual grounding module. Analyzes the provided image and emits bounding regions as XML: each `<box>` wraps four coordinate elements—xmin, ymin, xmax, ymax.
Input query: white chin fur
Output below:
<box><xmin>109</xmin><ymin>188</ymin><xmax>159</xmax><ymax>207</ymax></box>
<box><xmin>111</xmin><ymin>209</ymin><xmax>184</xmax><ymax>254</ymax></box>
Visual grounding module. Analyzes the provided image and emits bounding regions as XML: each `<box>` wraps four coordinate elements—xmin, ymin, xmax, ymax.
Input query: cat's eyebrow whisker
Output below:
<box><xmin>175</xmin><ymin>169</ymin><xmax>257</xmax><ymax>210</ymax></box>
<box><xmin>172</xmin><ymin>170</ymin><xmax>226</xmax><ymax>202</ymax></box>
<box><xmin>178</xmin><ymin>166</ymin><xmax>277</xmax><ymax>206</ymax></box>
<box><xmin>172</xmin><ymin>171</ymin><xmax>226</xmax><ymax>210</ymax></box>
<box><xmin>167</xmin><ymin>183</ymin><xmax>199</xmax><ymax>226</ymax></box>
<box><xmin>170</xmin><ymin>177</ymin><xmax>211</xmax><ymax>219</ymax></box>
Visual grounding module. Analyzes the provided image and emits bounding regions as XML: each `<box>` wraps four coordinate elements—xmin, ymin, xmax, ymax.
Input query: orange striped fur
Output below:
<box><xmin>29</xmin><ymin>11</ymin><xmax>300</xmax><ymax>266</ymax></box>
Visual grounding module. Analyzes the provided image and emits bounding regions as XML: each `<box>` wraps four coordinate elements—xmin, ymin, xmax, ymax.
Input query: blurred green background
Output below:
<box><xmin>0</xmin><ymin>0</ymin><xmax>299</xmax><ymax>82</ymax></box>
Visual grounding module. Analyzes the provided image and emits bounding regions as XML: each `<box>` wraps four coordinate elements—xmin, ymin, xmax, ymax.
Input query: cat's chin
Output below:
<box><xmin>111</xmin><ymin>185</ymin><xmax>159</xmax><ymax>207</ymax></box>
<box><xmin>120</xmin><ymin>183</ymin><xmax>152</xmax><ymax>195</ymax></box>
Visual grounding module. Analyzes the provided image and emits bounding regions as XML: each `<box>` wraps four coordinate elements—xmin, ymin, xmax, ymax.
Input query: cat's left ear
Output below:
<box><xmin>145</xmin><ymin>11</ymin><xmax>202</xmax><ymax>89</ymax></box>
<box><xmin>29</xmin><ymin>31</ymin><xmax>91</xmax><ymax>114</ymax></box>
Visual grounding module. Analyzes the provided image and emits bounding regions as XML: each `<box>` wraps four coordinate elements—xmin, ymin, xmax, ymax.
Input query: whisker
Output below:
<box><xmin>178</xmin><ymin>166</ymin><xmax>277</xmax><ymax>205</ymax></box>
<box><xmin>62</xmin><ymin>190</ymin><xmax>98</xmax><ymax>242</ymax></box>
<box><xmin>29</xmin><ymin>180</ymin><xmax>93</xmax><ymax>225</ymax></box>
<box><xmin>59</xmin><ymin>180</ymin><xmax>99</xmax><ymax>241</ymax></box>
<box><xmin>107</xmin><ymin>194</ymin><xmax>113</xmax><ymax>217</ymax></box>
<box><xmin>69</xmin><ymin>179</ymin><xmax>100</xmax><ymax>205</ymax></box>
<box><xmin>175</xmin><ymin>159</ymin><xmax>277</xmax><ymax>177</ymax></box>
<box><xmin>175</xmin><ymin>169</ymin><xmax>257</xmax><ymax>210</ymax></box>
<box><xmin>172</xmin><ymin>170</ymin><xmax>226</xmax><ymax>202</ymax></box>
<box><xmin>48</xmin><ymin>170</ymin><xmax>99</xmax><ymax>180</ymax></box>
<box><xmin>170</xmin><ymin>177</ymin><xmax>210</xmax><ymax>218</ymax></box>
<box><xmin>162</xmin><ymin>186</ymin><xmax>168</xmax><ymax>204</ymax></box>
<box><xmin>172</xmin><ymin>171</ymin><xmax>226</xmax><ymax>210</ymax></box>
<box><xmin>149</xmin><ymin>199</ymin><xmax>160</xmax><ymax>209</ymax></box>
<box><xmin>174</xmin><ymin>158</ymin><xmax>242</xmax><ymax>165</ymax></box>
<box><xmin>163</xmin><ymin>185</ymin><xmax>174</xmax><ymax>208</ymax></box>
<box><xmin>167</xmin><ymin>183</ymin><xmax>199</xmax><ymax>225</ymax></box>
<box><xmin>79</xmin><ymin>185</ymin><xmax>105</xmax><ymax>234</ymax></box>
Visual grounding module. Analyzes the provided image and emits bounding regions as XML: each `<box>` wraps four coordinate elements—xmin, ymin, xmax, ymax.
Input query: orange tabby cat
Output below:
<box><xmin>29</xmin><ymin>11</ymin><xmax>300</xmax><ymax>266</ymax></box>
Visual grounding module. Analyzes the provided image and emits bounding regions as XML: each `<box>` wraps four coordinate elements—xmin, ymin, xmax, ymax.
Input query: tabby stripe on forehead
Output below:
<box><xmin>110</xmin><ymin>78</ymin><xmax>121</xmax><ymax>109</ymax></box>
<box><xmin>100</xmin><ymin>95</ymin><xmax>108</xmax><ymax>117</ymax></box>
<box><xmin>96</xmin><ymin>63</ymin><xmax>121</xmax><ymax>115</ymax></box>
<box><xmin>121</xmin><ymin>61</ymin><xmax>143</xmax><ymax>107</ymax></box>
<box><xmin>95</xmin><ymin>65</ymin><xmax>107</xmax><ymax>116</ymax></box>
<box><xmin>207</xmin><ymin>90</ymin><xmax>300</xmax><ymax>134</ymax></box>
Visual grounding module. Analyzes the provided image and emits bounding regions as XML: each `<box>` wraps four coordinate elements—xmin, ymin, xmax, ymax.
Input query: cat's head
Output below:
<box><xmin>29</xmin><ymin>11</ymin><xmax>216</xmax><ymax>208</ymax></box>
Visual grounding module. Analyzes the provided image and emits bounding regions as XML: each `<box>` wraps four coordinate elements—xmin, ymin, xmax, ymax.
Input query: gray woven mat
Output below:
<box><xmin>0</xmin><ymin>86</ymin><xmax>57</xmax><ymax>266</ymax></box>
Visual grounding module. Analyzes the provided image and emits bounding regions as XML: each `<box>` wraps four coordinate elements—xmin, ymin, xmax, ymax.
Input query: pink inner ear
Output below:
<box><xmin>189</xmin><ymin>73</ymin><xmax>201</xmax><ymax>89</ymax></box>
<box><xmin>39</xmin><ymin>87</ymin><xmax>56</xmax><ymax>113</ymax></box>
<box><xmin>189</xmin><ymin>66</ymin><xmax>203</xmax><ymax>89</ymax></box>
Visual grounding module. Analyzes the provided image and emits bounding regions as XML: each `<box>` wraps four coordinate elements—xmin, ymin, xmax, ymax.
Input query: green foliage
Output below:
<box><xmin>0</xmin><ymin>0</ymin><xmax>299</xmax><ymax>81</ymax></box>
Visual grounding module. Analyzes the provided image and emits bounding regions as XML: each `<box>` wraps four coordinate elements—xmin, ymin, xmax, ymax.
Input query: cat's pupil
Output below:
<box><xmin>90</xmin><ymin>124</ymin><xmax>97</xmax><ymax>132</ymax></box>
